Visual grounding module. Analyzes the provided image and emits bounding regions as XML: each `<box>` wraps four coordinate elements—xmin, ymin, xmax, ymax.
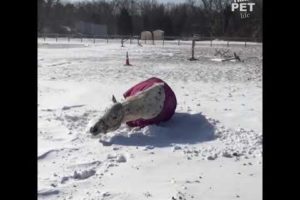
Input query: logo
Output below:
<box><xmin>231</xmin><ymin>0</ymin><xmax>256</xmax><ymax>19</ymax></box>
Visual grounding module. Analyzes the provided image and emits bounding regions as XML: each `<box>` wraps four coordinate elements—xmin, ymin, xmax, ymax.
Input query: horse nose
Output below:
<box><xmin>90</xmin><ymin>126</ymin><xmax>98</xmax><ymax>135</ymax></box>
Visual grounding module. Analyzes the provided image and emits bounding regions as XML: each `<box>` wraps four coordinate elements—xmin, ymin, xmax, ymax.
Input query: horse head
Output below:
<box><xmin>89</xmin><ymin>95</ymin><xmax>124</xmax><ymax>136</ymax></box>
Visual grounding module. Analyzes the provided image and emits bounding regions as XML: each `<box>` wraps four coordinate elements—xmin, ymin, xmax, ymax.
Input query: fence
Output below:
<box><xmin>38</xmin><ymin>33</ymin><xmax>261</xmax><ymax>47</ymax></box>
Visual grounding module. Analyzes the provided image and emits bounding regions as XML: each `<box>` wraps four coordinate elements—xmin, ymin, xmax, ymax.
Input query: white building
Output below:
<box><xmin>141</xmin><ymin>31</ymin><xmax>152</xmax><ymax>40</ymax></box>
<box><xmin>153</xmin><ymin>30</ymin><xmax>164</xmax><ymax>40</ymax></box>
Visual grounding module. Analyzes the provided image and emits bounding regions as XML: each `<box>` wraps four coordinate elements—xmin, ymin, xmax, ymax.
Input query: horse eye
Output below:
<box><xmin>112</xmin><ymin>116</ymin><xmax>117</xmax><ymax>120</ymax></box>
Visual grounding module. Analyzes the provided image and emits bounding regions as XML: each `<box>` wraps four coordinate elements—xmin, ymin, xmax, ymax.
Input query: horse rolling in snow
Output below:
<box><xmin>89</xmin><ymin>77</ymin><xmax>177</xmax><ymax>136</ymax></box>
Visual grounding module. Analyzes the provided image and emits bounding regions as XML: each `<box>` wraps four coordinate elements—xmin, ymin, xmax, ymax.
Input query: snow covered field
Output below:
<box><xmin>38</xmin><ymin>38</ymin><xmax>262</xmax><ymax>200</ymax></box>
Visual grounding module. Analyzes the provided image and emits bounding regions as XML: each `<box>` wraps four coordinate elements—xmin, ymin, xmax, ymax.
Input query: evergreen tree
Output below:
<box><xmin>117</xmin><ymin>8</ymin><xmax>133</xmax><ymax>35</ymax></box>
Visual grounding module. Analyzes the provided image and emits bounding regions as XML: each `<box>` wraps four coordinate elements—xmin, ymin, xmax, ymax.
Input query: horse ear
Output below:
<box><xmin>112</xmin><ymin>95</ymin><xmax>117</xmax><ymax>103</ymax></box>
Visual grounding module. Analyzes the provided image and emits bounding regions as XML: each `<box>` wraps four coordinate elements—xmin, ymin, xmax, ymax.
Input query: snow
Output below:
<box><xmin>38</xmin><ymin>38</ymin><xmax>262</xmax><ymax>199</ymax></box>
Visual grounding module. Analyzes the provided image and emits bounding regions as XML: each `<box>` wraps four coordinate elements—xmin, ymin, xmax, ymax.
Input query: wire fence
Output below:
<box><xmin>37</xmin><ymin>33</ymin><xmax>262</xmax><ymax>47</ymax></box>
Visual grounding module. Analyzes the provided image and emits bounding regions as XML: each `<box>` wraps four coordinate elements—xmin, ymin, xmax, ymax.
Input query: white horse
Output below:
<box><xmin>89</xmin><ymin>83</ymin><xmax>165</xmax><ymax>136</ymax></box>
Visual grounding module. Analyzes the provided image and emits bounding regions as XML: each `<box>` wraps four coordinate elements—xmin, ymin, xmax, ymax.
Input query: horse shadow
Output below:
<box><xmin>103</xmin><ymin>112</ymin><xmax>216</xmax><ymax>147</ymax></box>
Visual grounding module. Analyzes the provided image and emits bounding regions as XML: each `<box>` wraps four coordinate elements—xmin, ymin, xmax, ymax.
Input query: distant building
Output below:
<box><xmin>153</xmin><ymin>30</ymin><xmax>164</xmax><ymax>40</ymax></box>
<box><xmin>75</xmin><ymin>21</ymin><xmax>107</xmax><ymax>36</ymax></box>
<box><xmin>141</xmin><ymin>31</ymin><xmax>152</xmax><ymax>40</ymax></box>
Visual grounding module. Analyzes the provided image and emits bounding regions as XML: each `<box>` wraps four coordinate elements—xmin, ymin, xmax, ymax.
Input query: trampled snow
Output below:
<box><xmin>38</xmin><ymin>38</ymin><xmax>262</xmax><ymax>200</ymax></box>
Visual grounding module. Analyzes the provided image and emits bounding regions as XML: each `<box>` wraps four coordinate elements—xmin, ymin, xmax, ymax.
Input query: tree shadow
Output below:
<box><xmin>102</xmin><ymin>112</ymin><xmax>216</xmax><ymax>147</ymax></box>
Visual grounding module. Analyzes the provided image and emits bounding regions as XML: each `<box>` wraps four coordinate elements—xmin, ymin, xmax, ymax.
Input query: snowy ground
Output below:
<box><xmin>38</xmin><ymin>38</ymin><xmax>262</xmax><ymax>200</ymax></box>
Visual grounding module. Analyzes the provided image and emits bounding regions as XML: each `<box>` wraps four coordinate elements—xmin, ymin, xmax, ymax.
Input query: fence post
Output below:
<box><xmin>56</xmin><ymin>34</ymin><xmax>58</xmax><ymax>42</ymax></box>
<box><xmin>121</xmin><ymin>37</ymin><xmax>124</xmax><ymax>47</ymax></box>
<box><xmin>93</xmin><ymin>35</ymin><xmax>95</xmax><ymax>43</ymax></box>
<box><xmin>227</xmin><ymin>41</ymin><xmax>229</xmax><ymax>47</ymax></box>
<box><xmin>68</xmin><ymin>36</ymin><xmax>70</xmax><ymax>42</ymax></box>
<box><xmin>245</xmin><ymin>41</ymin><xmax>247</xmax><ymax>47</ymax></box>
<box><xmin>43</xmin><ymin>34</ymin><xmax>46</xmax><ymax>42</ymax></box>
<box><xmin>189</xmin><ymin>39</ymin><xmax>197</xmax><ymax>61</ymax></box>
<box><xmin>163</xmin><ymin>38</ymin><xmax>164</xmax><ymax>46</ymax></box>
<box><xmin>81</xmin><ymin>37</ymin><xmax>83</xmax><ymax>43</ymax></box>
<box><xmin>210</xmin><ymin>39</ymin><xmax>212</xmax><ymax>47</ymax></box>
<box><xmin>107</xmin><ymin>35</ymin><xmax>108</xmax><ymax>43</ymax></box>
<box><xmin>192</xmin><ymin>40</ymin><xmax>195</xmax><ymax>59</ymax></box>
<box><xmin>178</xmin><ymin>40</ymin><xmax>180</xmax><ymax>45</ymax></box>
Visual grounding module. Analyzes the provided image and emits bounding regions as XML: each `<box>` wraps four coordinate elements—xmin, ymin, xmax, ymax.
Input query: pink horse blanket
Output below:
<box><xmin>123</xmin><ymin>77</ymin><xmax>177</xmax><ymax>127</ymax></box>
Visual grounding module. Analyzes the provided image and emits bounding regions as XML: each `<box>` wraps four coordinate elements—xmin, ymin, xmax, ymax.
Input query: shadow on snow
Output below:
<box><xmin>102</xmin><ymin>112</ymin><xmax>216</xmax><ymax>147</ymax></box>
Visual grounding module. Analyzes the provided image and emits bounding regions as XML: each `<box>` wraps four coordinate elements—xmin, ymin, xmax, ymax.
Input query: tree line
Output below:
<box><xmin>38</xmin><ymin>0</ymin><xmax>262</xmax><ymax>40</ymax></box>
